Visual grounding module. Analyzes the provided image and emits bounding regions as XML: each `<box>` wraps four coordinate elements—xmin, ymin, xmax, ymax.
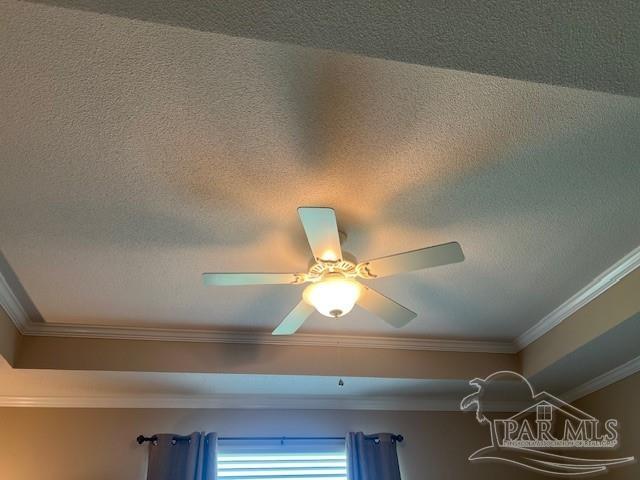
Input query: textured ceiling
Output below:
<box><xmin>29</xmin><ymin>0</ymin><xmax>640</xmax><ymax>97</ymax></box>
<box><xmin>1</xmin><ymin>1</ymin><xmax>639</xmax><ymax>341</ymax></box>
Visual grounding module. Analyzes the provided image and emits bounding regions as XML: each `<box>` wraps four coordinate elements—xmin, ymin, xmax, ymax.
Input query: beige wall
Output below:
<box><xmin>0</xmin><ymin>408</ymin><xmax>539</xmax><ymax>480</ymax></box>
<box><xmin>1</xmin><ymin>376</ymin><xmax>638</xmax><ymax>479</ymax></box>
<box><xmin>573</xmin><ymin>372</ymin><xmax>640</xmax><ymax>480</ymax></box>
<box><xmin>15</xmin><ymin>335</ymin><xmax>518</xmax><ymax>380</ymax></box>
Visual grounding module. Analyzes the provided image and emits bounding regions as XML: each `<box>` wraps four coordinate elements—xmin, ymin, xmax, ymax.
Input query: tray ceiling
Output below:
<box><xmin>1</xmin><ymin>1</ymin><xmax>639</xmax><ymax>341</ymax></box>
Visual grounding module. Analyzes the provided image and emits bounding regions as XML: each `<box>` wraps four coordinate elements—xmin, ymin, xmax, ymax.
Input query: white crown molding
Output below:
<box><xmin>0</xmin><ymin>269</ymin><xmax>31</xmax><ymax>332</ymax></box>
<box><xmin>0</xmin><ymin>261</ymin><xmax>513</xmax><ymax>353</ymax></box>
<box><xmin>0</xmin><ymin>267</ymin><xmax>514</xmax><ymax>353</ymax></box>
<box><xmin>4</xmin><ymin>247</ymin><xmax>638</xmax><ymax>355</ymax></box>
<box><xmin>19</xmin><ymin>320</ymin><xmax>516</xmax><ymax>353</ymax></box>
<box><xmin>0</xmin><ymin>392</ymin><xmax>529</xmax><ymax>411</ymax></box>
<box><xmin>515</xmin><ymin>245</ymin><xmax>640</xmax><ymax>351</ymax></box>
<box><xmin>561</xmin><ymin>355</ymin><xmax>640</xmax><ymax>404</ymax></box>
<box><xmin>0</xmin><ymin>393</ymin><xmax>462</xmax><ymax>411</ymax></box>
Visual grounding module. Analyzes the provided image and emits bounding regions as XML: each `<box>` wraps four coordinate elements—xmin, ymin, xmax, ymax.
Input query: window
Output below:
<box><xmin>537</xmin><ymin>404</ymin><xmax>552</xmax><ymax>421</ymax></box>
<box><xmin>217</xmin><ymin>437</ymin><xmax>347</xmax><ymax>480</ymax></box>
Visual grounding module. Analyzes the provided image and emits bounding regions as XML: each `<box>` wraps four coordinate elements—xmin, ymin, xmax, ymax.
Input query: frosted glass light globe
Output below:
<box><xmin>303</xmin><ymin>273</ymin><xmax>362</xmax><ymax>318</ymax></box>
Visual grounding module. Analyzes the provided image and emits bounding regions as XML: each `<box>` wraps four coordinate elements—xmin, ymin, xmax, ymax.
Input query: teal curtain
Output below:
<box><xmin>347</xmin><ymin>432</ymin><xmax>401</xmax><ymax>480</ymax></box>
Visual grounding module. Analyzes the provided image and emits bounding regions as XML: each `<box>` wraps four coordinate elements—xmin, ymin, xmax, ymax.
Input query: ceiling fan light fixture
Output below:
<box><xmin>303</xmin><ymin>273</ymin><xmax>362</xmax><ymax>318</ymax></box>
<box><xmin>203</xmin><ymin>207</ymin><xmax>463</xmax><ymax>335</ymax></box>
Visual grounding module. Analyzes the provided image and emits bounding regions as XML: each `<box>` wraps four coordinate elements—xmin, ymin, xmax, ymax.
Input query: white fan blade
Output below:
<box><xmin>362</xmin><ymin>242</ymin><xmax>464</xmax><ymax>278</ymax></box>
<box><xmin>272</xmin><ymin>300</ymin><xmax>315</xmax><ymax>335</ymax></box>
<box><xmin>298</xmin><ymin>207</ymin><xmax>343</xmax><ymax>262</ymax></box>
<box><xmin>358</xmin><ymin>286</ymin><xmax>417</xmax><ymax>328</ymax></box>
<box><xmin>202</xmin><ymin>273</ymin><xmax>300</xmax><ymax>286</ymax></box>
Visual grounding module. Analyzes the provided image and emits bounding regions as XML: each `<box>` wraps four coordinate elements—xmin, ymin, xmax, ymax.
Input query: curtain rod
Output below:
<box><xmin>136</xmin><ymin>434</ymin><xmax>403</xmax><ymax>445</ymax></box>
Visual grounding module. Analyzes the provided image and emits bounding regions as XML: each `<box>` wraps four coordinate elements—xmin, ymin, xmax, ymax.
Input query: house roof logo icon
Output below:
<box><xmin>460</xmin><ymin>370</ymin><xmax>635</xmax><ymax>476</ymax></box>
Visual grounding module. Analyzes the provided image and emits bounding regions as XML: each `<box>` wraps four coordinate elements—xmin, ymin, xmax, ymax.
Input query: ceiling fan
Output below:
<box><xmin>203</xmin><ymin>207</ymin><xmax>464</xmax><ymax>335</ymax></box>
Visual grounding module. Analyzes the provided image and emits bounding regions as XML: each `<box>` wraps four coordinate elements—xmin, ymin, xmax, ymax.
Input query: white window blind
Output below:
<box><xmin>217</xmin><ymin>437</ymin><xmax>347</xmax><ymax>480</ymax></box>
